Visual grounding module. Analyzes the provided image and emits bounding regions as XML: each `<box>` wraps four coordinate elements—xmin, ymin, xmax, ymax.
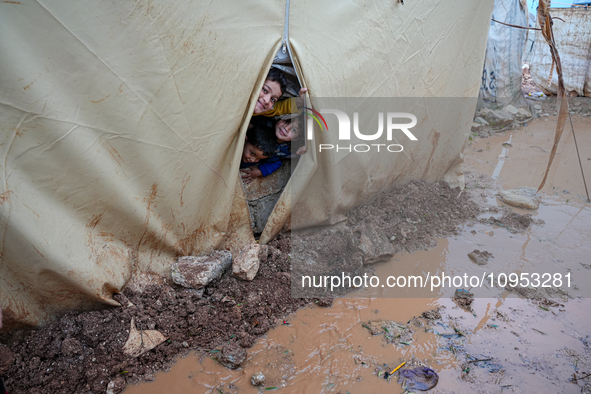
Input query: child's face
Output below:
<box><xmin>242</xmin><ymin>141</ymin><xmax>268</xmax><ymax>163</ymax></box>
<box><xmin>254</xmin><ymin>79</ymin><xmax>282</xmax><ymax>114</ymax></box>
<box><xmin>275</xmin><ymin>119</ymin><xmax>300</xmax><ymax>142</ymax></box>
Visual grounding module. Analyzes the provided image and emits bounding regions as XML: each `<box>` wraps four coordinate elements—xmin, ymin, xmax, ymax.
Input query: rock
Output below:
<box><xmin>60</xmin><ymin>337</ymin><xmax>82</xmax><ymax>357</ymax></box>
<box><xmin>533</xmin><ymin>104</ymin><xmax>542</xmax><ymax>111</ymax></box>
<box><xmin>251</xmin><ymin>372</ymin><xmax>266</xmax><ymax>386</ymax></box>
<box><xmin>471</xmin><ymin>122</ymin><xmax>482</xmax><ymax>132</ymax></box>
<box><xmin>468</xmin><ymin>249</ymin><xmax>493</xmax><ymax>266</ymax></box>
<box><xmin>172</xmin><ymin>250</ymin><xmax>232</xmax><ymax>289</ymax></box>
<box><xmin>474</xmin><ymin>116</ymin><xmax>489</xmax><ymax>125</ymax></box>
<box><xmin>106</xmin><ymin>377</ymin><xmax>126</xmax><ymax>394</ymax></box>
<box><xmin>353</xmin><ymin>224</ymin><xmax>395</xmax><ymax>265</ymax></box>
<box><xmin>484</xmin><ymin>110</ymin><xmax>514</xmax><ymax>128</ymax></box>
<box><xmin>516</xmin><ymin>108</ymin><xmax>532</xmax><ymax>121</ymax></box>
<box><xmin>503</xmin><ymin>104</ymin><xmax>519</xmax><ymax>115</ymax></box>
<box><xmin>541</xmin><ymin>113</ymin><xmax>550</xmax><ymax>117</ymax></box>
<box><xmin>217</xmin><ymin>343</ymin><xmax>247</xmax><ymax>369</ymax></box>
<box><xmin>233</xmin><ymin>244</ymin><xmax>264</xmax><ymax>281</ymax></box>
<box><xmin>498</xmin><ymin>187</ymin><xmax>540</xmax><ymax>210</ymax></box>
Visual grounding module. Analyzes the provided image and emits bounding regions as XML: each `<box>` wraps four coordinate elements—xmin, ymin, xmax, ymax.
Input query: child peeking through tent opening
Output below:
<box><xmin>240</xmin><ymin>67</ymin><xmax>308</xmax><ymax>184</ymax></box>
<box><xmin>253</xmin><ymin>68</ymin><xmax>308</xmax><ymax>117</ymax></box>
<box><xmin>240</xmin><ymin>116</ymin><xmax>306</xmax><ymax>183</ymax></box>
<box><xmin>240</xmin><ymin>122</ymin><xmax>277</xmax><ymax>179</ymax></box>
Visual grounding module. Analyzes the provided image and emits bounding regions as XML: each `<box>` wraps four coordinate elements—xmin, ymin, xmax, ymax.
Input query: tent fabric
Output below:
<box><xmin>529</xmin><ymin>8</ymin><xmax>591</xmax><ymax>97</ymax></box>
<box><xmin>478</xmin><ymin>0</ymin><xmax>529</xmax><ymax>109</ymax></box>
<box><xmin>0</xmin><ymin>0</ymin><xmax>283</xmax><ymax>328</ymax></box>
<box><xmin>260</xmin><ymin>0</ymin><xmax>495</xmax><ymax>242</ymax></box>
<box><xmin>0</xmin><ymin>0</ymin><xmax>493</xmax><ymax>328</ymax></box>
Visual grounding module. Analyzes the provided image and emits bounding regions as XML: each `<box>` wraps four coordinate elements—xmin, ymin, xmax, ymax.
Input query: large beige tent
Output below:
<box><xmin>0</xmin><ymin>0</ymin><xmax>493</xmax><ymax>328</ymax></box>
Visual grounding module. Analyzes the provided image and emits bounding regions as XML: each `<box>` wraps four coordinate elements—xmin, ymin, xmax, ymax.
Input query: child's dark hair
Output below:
<box><xmin>266</xmin><ymin>67</ymin><xmax>287</xmax><ymax>97</ymax></box>
<box><xmin>247</xmin><ymin>122</ymin><xmax>276</xmax><ymax>157</ymax></box>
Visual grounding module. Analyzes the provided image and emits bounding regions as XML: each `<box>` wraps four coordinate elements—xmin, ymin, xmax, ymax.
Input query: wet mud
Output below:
<box><xmin>1</xmin><ymin>113</ymin><xmax>591</xmax><ymax>393</ymax></box>
<box><xmin>121</xmin><ymin>113</ymin><xmax>591</xmax><ymax>393</ymax></box>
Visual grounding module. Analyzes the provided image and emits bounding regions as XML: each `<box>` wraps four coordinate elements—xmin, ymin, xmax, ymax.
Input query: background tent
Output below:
<box><xmin>0</xmin><ymin>0</ymin><xmax>493</xmax><ymax>328</ymax></box>
<box><xmin>478</xmin><ymin>0</ymin><xmax>529</xmax><ymax>109</ymax></box>
<box><xmin>529</xmin><ymin>7</ymin><xmax>591</xmax><ymax>97</ymax></box>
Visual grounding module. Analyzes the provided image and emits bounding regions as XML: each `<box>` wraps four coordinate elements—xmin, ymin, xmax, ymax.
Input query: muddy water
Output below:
<box><xmin>124</xmin><ymin>116</ymin><xmax>591</xmax><ymax>393</ymax></box>
<box><xmin>465</xmin><ymin>115</ymin><xmax>591</xmax><ymax>199</ymax></box>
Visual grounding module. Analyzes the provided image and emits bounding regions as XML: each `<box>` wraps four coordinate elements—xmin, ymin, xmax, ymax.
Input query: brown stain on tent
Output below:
<box><xmin>104</xmin><ymin>141</ymin><xmax>125</xmax><ymax>166</ymax></box>
<box><xmin>144</xmin><ymin>182</ymin><xmax>159</xmax><ymax>210</ymax></box>
<box><xmin>3</xmin><ymin>1</ymin><xmax>22</xmax><ymax>3</ymax></box>
<box><xmin>180</xmin><ymin>174</ymin><xmax>190</xmax><ymax>207</ymax></box>
<box><xmin>260</xmin><ymin>197</ymin><xmax>291</xmax><ymax>243</ymax></box>
<box><xmin>93</xmin><ymin>244</ymin><xmax>128</xmax><ymax>272</ymax></box>
<box><xmin>23</xmin><ymin>204</ymin><xmax>40</xmax><ymax>218</ymax></box>
<box><xmin>142</xmin><ymin>227</ymin><xmax>177</xmax><ymax>258</ymax></box>
<box><xmin>422</xmin><ymin>130</ymin><xmax>440</xmax><ymax>179</ymax></box>
<box><xmin>174</xmin><ymin>226</ymin><xmax>207</xmax><ymax>256</ymax></box>
<box><xmin>90</xmin><ymin>94</ymin><xmax>111</xmax><ymax>104</ymax></box>
<box><xmin>31</xmin><ymin>245</ymin><xmax>45</xmax><ymax>259</ymax></box>
<box><xmin>87</xmin><ymin>214</ymin><xmax>103</xmax><ymax>229</ymax></box>
<box><xmin>137</xmin><ymin>183</ymin><xmax>176</xmax><ymax>254</ymax></box>
<box><xmin>98</xmin><ymin>231</ymin><xmax>116</xmax><ymax>241</ymax></box>
<box><xmin>0</xmin><ymin>191</ymin><xmax>10</xmax><ymax>203</ymax></box>
<box><xmin>23</xmin><ymin>80</ymin><xmax>35</xmax><ymax>90</ymax></box>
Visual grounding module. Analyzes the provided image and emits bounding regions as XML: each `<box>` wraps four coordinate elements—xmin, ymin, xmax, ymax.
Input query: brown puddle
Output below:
<box><xmin>124</xmin><ymin>115</ymin><xmax>591</xmax><ymax>393</ymax></box>
<box><xmin>465</xmin><ymin>114</ymin><xmax>591</xmax><ymax>199</ymax></box>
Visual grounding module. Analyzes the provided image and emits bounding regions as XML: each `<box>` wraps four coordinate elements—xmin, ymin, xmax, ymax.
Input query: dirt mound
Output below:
<box><xmin>1</xmin><ymin>238</ymin><xmax>310</xmax><ymax>394</ymax></box>
<box><xmin>348</xmin><ymin>180</ymin><xmax>481</xmax><ymax>253</ymax></box>
<box><xmin>291</xmin><ymin>180</ymin><xmax>482</xmax><ymax>297</ymax></box>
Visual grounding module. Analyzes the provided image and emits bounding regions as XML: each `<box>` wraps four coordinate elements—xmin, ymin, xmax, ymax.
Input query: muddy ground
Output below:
<box><xmin>1</xmin><ymin>78</ymin><xmax>589</xmax><ymax>392</ymax></box>
<box><xmin>0</xmin><ymin>235</ymin><xmax>311</xmax><ymax>394</ymax></box>
<box><xmin>119</xmin><ymin>106</ymin><xmax>590</xmax><ymax>393</ymax></box>
<box><xmin>0</xmin><ymin>173</ymin><xmax>546</xmax><ymax>394</ymax></box>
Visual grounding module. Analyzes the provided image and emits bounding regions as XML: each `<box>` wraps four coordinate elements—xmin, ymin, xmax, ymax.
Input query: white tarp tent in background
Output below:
<box><xmin>529</xmin><ymin>7</ymin><xmax>591</xmax><ymax>97</ymax></box>
<box><xmin>479</xmin><ymin>0</ymin><xmax>529</xmax><ymax>109</ymax></box>
<box><xmin>0</xmin><ymin>0</ymin><xmax>494</xmax><ymax>328</ymax></box>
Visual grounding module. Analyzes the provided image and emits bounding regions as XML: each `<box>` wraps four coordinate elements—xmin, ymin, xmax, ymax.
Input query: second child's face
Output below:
<box><xmin>254</xmin><ymin>79</ymin><xmax>282</xmax><ymax>114</ymax></box>
<box><xmin>275</xmin><ymin>119</ymin><xmax>300</xmax><ymax>143</ymax></box>
<box><xmin>242</xmin><ymin>141</ymin><xmax>268</xmax><ymax>163</ymax></box>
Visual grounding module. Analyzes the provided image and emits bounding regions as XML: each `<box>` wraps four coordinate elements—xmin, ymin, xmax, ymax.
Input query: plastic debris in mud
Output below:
<box><xmin>397</xmin><ymin>366</ymin><xmax>439</xmax><ymax>391</ymax></box>
<box><xmin>452</xmin><ymin>288</ymin><xmax>474</xmax><ymax>312</ymax></box>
